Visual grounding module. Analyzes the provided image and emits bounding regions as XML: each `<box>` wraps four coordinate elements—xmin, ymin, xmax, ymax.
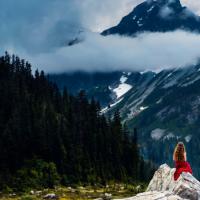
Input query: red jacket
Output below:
<box><xmin>174</xmin><ymin>161</ymin><xmax>192</xmax><ymax>181</ymax></box>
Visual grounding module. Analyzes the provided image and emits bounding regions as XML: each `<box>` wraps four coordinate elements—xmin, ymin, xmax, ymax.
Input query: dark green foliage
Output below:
<box><xmin>0</xmin><ymin>53</ymin><xmax>154</xmax><ymax>191</ymax></box>
<box><xmin>14</xmin><ymin>159</ymin><xmax>60</xmax><ymax>191</ymax></box>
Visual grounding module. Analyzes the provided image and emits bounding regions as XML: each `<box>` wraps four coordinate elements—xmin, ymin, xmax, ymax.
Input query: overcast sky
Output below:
<box><xmin>1</xmin><ymin>0</ymin><xmax>200</xmax><ymax>72</ymax></box>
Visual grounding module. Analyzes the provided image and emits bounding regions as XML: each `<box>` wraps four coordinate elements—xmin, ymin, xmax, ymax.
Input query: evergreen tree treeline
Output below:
<box><xmin>0</xmin><ymin>52</ymin><xmax>154</xmax><ymax>191</ymax></box>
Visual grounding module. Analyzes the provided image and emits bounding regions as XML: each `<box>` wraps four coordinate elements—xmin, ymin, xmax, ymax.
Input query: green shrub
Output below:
<box><xmin>13</xmin><ymin>159</ymin><xmax>60</xmax><ymax>191</ymax></box>
<box><xmin>20</xmin><ymin>195</ymin><xmax>38</xmax><ymax>200</ymax></box>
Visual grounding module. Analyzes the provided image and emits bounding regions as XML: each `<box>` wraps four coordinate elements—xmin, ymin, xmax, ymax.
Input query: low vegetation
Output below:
<box><xmin>0</xmin><ymin>183</ymin><xmax>147</xmax><ymax>200</ymax></box>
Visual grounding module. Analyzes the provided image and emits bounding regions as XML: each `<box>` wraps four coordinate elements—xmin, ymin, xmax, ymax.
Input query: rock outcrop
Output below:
<box><xmin>115</xmin><ymin>164</ymin><xmax>200</xmax><ymax>200</ymax></box>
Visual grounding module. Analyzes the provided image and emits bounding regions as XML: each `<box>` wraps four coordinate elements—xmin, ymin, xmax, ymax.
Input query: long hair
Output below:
<box><xmin>173</xmin><ymin>142</ymin><xmax>186</xmax><ymax>162</ymax></box>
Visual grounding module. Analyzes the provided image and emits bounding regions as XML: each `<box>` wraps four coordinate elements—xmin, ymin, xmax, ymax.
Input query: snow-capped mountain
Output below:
<box><xmin>109</xmin><ymin>67</ymin><xmax>200</xmax><ymax>122</ymax></box>
<box><xmin>102</xmin><ymin>65</ymin><xmax>200</xmax><ymax>178</ymax></box>
<box><xmin>102</xmin><ymin>0</ymin><xmax>200</xmax><ymax>36</ymax></box>
<box><xmin>50</xmin><ymin>0</ymin><xmax>200</xmax><ymax>178</ymax></box>
<box><xmin>50</xmin><ymin>64</ymin><xmax>200</xmax><ymax>178</ymax></box>
<box><xmin>49</xmin><ymin>71</ymin><xmax>123</xmax><ymax>107</ymax></box>
<box><xmin>50</xmin><ymin>71</ymin><xmax>142</xmax><ymax>107</ymax></box>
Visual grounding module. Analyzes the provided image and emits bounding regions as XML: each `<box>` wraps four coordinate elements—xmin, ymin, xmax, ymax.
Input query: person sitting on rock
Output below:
<box><xmin>173</xmin><ymin>142</ymin><xmax>192</xmax><ymax>181</ymax></box>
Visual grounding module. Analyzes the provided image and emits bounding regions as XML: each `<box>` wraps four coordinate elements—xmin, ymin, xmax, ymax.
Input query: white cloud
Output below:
<box><xmin>1</xmin><ymin>0</ymin><xmax>200</xmax><ymax>73</ymax></box>
<box><xmin>77</xmin><ymin>0</ymin><xmax>140</xmax><ymax>32</ymax></box>
<box><xmin>182</xmin><ymin>0</ymin><xmax>200</xmax><ymax>15</ymax></box>
<box><xmin>0</xmin><ymin>0</ymin><xmax>82</xmax><ymax>53</ymax></box>
<box><xmin>13</xmin><ymin>30</ymin><xmax>200</xmax><ymax>73</ymax></box>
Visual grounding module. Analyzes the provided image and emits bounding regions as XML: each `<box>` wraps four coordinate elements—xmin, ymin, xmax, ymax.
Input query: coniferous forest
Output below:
<box><xmin>0</xmin><ymin>52</ymin><xmax>154</xmax><ymax>191</ymax></box>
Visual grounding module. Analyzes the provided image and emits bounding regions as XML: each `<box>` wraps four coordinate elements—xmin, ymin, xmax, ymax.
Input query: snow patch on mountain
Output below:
<box><xmin>101</xmin><ymin>98</ymin><xmax>124</xmax><ymax>113</ymax></box>
<box><xmin>181</xmin><ymin>76</ymin><xmax>200</xmax><ymax>87</ymax></box>
<box><xmin>166</xmin><ymin>72</ymin><xmax>172</xmax><ymax>78</ymax></box>
<box><xmin>139</xmin><ymin>106</ymin><xmax>149</xmax><ymax>111</ymax></box>
<box><xmin>113</xmin><ymin>83</ymin><xmax>132</xmax><ymax>99</ymax></box>
<box><xmin>151</xmin><ymin>129</ymin><xmax>166</xmax><ymax>140</ymax></box>
<box><xmin>127</xmin><ymin>80</ymin><xmax>157</xmax><ymax>116</ymax></box>
<box><xmin>162</xmin><ymin>68</ymin><xmax>189</xmax><ymax>89</ymax></box>
<box><xmin>120</xmin><ymin>75</ymin><xmax>128</xmax><ymax>84</ymax></box>
<box><xmin>137</xmin><ymin>18</ymin><xmax>144</xmax><ymax>27</ymax></box>
<box><xmin>185</xmin><ymin>135</ymin><xmax>192</xmax><ymax>143</ymax></box>
<box><xmin>156</xmin><ymin>98</ymin><xmax>163</xmax><ymax>104</ymax></box>
<box><xmin>112</xmin><ymin>74</ymin><xmax>133</xmax><ymax>99</ymax></box>
<box><xmin>163</xmin><ymin>133</ymin><xmax>175</xmax><ymax>140</ymax></box>
<box><xmin>147</xmin><ymin>6</ymin><xmax>155</xmax><ymax>12</ymax></box>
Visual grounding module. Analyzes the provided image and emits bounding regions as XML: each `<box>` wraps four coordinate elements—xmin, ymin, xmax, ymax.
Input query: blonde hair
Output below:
<box><xmin>173</xmin><ymin>142</ymin><xmax>186</xmax><ymax>162</ymax></box>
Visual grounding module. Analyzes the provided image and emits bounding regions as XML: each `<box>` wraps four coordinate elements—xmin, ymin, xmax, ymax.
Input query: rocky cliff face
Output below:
<box><xmin>51</xmin><ymin>67</ymin><xmax>200</xmax><ymax>178</ymax></box>
<box><xmin>115</xmin><ymin>164</ymin><xmax>200</xmax><ymax>200</ymax></box>
<box><xmin>102</xmin><ymin>0</ymin><xmax>200</xmax><ymax>36</ymax></box>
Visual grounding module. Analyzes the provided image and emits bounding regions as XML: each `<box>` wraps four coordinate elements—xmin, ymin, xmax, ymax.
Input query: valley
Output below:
<box><xmin>1</xmin><ymin>0</ymin><xmax>200</xmax><ymax>199</ymax></box>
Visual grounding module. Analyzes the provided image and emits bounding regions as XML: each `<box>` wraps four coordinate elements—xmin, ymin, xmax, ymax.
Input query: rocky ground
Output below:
<box><xmin>0</xmin><ymin>183</ymin><xmax>146</xmax><ymax>200</ymax></box>
<box><xmin>116</xmin><ymin>164</ymin><xmax>200</xmax><ymax>200</ymax></box>
<box><xmin>1</xmin><ymin>164</ymin><xmax>199</xmax><ymax>200</ymax></box>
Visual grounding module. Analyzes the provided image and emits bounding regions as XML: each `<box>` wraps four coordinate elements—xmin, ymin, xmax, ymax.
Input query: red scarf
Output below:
<box><xmin>174</xmin><ymin>161</ymin><xmax>192</xmax><ymax>181</ymax></box>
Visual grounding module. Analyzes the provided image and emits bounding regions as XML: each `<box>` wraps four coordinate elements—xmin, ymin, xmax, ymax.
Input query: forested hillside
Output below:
<box><xmin>0</xmin><ymin>53</ymin><xmax>154</xmax><ymax>192</ymax></box>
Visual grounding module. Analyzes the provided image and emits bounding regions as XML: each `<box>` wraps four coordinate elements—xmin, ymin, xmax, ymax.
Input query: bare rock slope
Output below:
<box><xmin>115</xmin><ymin>164</ymin><xmax>200</xmax><ymax>200</ymax></box>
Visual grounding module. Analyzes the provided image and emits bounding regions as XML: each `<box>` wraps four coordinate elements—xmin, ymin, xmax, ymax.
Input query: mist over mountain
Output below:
<box><xmin>49</xmin><ymin>0</ymin><xmax>200</xmax><ymax>180</ymax></box>
<box><xmin>1</xmin><ymin>0</ymin><xmax>200</xmax><ymax>73</ymax></box>
<box><xmin>27</xmin><ymin>0</ymin><xmax>200</xmax><ymax>73</ymax></box>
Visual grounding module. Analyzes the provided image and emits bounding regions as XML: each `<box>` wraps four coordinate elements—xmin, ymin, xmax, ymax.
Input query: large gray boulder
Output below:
<box><xmin>115</xmin><ymin>164</ymin><xmax>200</xmax><ymax>200</ymax></box>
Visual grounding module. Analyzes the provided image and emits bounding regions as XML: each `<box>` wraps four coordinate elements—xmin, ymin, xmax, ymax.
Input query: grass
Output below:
<box><xmin>0</xmin><ymin>183</ymin><xmax>147</xmax><ymax>200</ymax></box>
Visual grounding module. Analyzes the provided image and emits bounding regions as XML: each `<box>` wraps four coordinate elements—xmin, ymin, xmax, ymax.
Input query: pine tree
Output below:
<box><xmin>0</xmin><ymin>52</ymin><xmax>154</xmax><ymax>190</ymax></box>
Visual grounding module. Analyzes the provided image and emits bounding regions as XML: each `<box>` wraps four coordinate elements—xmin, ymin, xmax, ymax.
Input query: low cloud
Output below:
<box><xmin>0</xmin><ymin>0</ymin><xmax>136</xmax><ymax>51</ymax></box>
<box><xmin>13</xmin><ymin>30</ymin><xmax>200</xmax><ymax>73</ymax></box>
<box><xmin>1</xmin><ymin>0</ymin><xmax>200</xmax><ymax>74</ymax></box>
<box><xmin>182</xmin><ymin>0</ymin><xmax>200</xmax><ymax>15</ymax></box>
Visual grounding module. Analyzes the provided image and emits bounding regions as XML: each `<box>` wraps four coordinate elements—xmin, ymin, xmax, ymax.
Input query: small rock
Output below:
<box><xmin>120</xmin><ymin>186</ymin><xmax>125</xmax><ymax>190</ymax></box>
<box><xmin>71</xmin><ymin>188</ymin><xmax>76</xmax><ymax>193</ymax></box>
<box><xmin>9</xmin><ymin>193</ymin><xmax>16</xmax><ymax>197</ymax></box>
<box><xmin>105</xmin><ymin>193</ymin><xmax>112</xmax><ymax>196</ymax></box>
<box><xmin>67</xmin><ymin>187</ymin><xmax>75</xmax><ymax>193</ymax></box>
<box><xmin>30</xmin><ymin>190</ymin><xmax>35</xmax><ymax>195</ymax></box>
<box><xmin>136</xmin><ymin>185</ymin><xmax>141</xmax><ymax>191</ymax></box>
<box><xmin>35</xmin><ymin>190</ymin><xmax>42</xmax><ymax>195</ymax></box>
<box><xmin>43</xmin><ymin>193</ymin><xmax>58</xmax><ymax>199</ymax></box>
<box><xmin>103</xmin><ymin>193</ymin><xmax>112</xmax><ymax>200</ymax></box>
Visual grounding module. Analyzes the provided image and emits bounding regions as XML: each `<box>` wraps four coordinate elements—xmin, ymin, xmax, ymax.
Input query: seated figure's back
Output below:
<box><xmin>173</xmin><ymin>142</ymin><xmax>192</xmax><ymax>181</ymax></box>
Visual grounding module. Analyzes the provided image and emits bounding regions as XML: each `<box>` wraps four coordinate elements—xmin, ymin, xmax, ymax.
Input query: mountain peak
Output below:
<box><xmin>102</xmin><ymin>0</ymin><xmax>200</xmax><ymax>36</ymax></box>
<box><xmin>147</xmin><ymin>0</ymin><xmax>181</xmax><ymax>4</ymax></box>
<box><xmin>147</xmin><ymin>0</ymin><xmax>182</xmax><ymax>10</ymax></box>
